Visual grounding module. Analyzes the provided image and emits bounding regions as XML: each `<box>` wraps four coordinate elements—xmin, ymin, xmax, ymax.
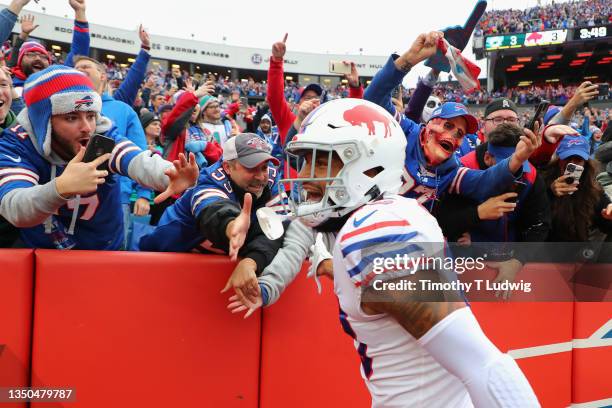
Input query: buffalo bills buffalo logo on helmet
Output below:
<box><xmin>246</xmin><ymin>137</ymin><xmax>269</xmax><ymax>151</ymax></box>
<box><xmin>74</xmin><ymin>95</ymin><xmax>94</xmax><ymax>110</ymax></box>
<box><xmin>343</xmin><ymin>105</ymin><xmax>391</xmax><ymax>137</ymax></box>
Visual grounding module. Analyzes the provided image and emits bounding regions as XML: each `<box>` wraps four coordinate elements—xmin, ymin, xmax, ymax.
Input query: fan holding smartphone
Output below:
<box><xmin>544</xmin><ymin>134</ymin><xmax>612</xmax><ymax>242</ymax></box>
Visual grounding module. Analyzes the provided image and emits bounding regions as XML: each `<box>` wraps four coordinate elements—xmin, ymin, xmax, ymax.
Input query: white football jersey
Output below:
<box><xmin>333</xmin><ymin>194</ymin><xmax>473</xmax><ymax>408</ymax></box>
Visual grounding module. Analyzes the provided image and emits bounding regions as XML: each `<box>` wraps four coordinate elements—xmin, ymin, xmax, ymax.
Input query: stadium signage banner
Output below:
<box><xmin>485</xmin><ymin>29</ymin><xmax>568</xmax><ymax>51</ymax></box>
<box><xmin>4</xmin><ymin>5</ymin><xmax>387</xmax><ymax>77</ymax></box>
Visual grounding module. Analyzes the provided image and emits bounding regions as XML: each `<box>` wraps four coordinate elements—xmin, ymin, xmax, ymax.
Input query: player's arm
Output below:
<box><xmin>362</xmin><ymin>271</ymin><xmax>539</xmax><ymax>407</ymax></box>
<box><xmin>258</xmin><ymin>219</ymin><xmax>316</xmax><ymax>306</ymax></box>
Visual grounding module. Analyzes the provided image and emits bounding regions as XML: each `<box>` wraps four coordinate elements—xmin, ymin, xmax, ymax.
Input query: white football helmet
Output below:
<box><xmin>422</xmin><ymin>95</ymin><xmax>442</xmax><ymax>123</ymax></box>
<box><xmin>282</xmin><ymin>98</ymin><xmax>407</xmax><ymax>226</ymax></box>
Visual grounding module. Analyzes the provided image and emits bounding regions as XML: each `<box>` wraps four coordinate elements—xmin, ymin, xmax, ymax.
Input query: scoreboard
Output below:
<box><xmin>485</xmin><ymin>30</ymin><xmax>568</xmax><ymax>51</ymax></box>
<box><xmin>484</xmin><ymin>24</ymin><xmax>612</xmax><ymax>52</ymax></box>
<box><xmin>574</xmin><ymin>24</ymin><xmax>611</xmax><ymax>41</ymax></box>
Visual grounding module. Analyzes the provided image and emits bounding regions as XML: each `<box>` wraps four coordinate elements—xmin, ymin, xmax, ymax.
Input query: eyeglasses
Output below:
<box><xmin>206</xmin><ymin>104</ymin><xmax>220</xmax><ymax>110</ymax></box>
<box><xmin>23</xmin><ymin>52</ymin><xmax>47</xmax><ymax>59</ymax></box>
<box><xmin>485</xmin><ymin>116</ymin><xmax>520</xmax><ymax>125</ymax></box>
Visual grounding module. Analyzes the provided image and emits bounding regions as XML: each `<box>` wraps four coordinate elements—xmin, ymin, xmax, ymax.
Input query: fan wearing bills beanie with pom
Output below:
<box><xmin>8</xmin><ymin>0</ymin><xmax>91</xmax><ymax>114</ymax></box>
<box><xmin>0</xmin><ymin>65</ymin><xmax>198</xmax><ymax>250</ymax></box>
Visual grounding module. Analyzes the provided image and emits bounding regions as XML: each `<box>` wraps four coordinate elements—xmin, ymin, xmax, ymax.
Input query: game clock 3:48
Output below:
<box><xmin>577</xmin><ymin>25</ymin><xmax>609</xmax><ymax>40</ymax></box>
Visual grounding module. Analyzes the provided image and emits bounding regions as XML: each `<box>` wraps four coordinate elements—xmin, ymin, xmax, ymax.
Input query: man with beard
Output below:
<box><xmin>0</xmin><ymin>66</ymin><xmax>199</xmax><ymax>250</ymax></box>
<box><xmin>365</xmin><ymin>31</ymin><xmax>552</xmax><ymax>212</ymax></box>
<box><xmin>139</xmin><ymin>133</ymin><xmax>285</xmax><ymax>296</ymax></box>
<box><xmin>8</xmin><ymin>0</ymin><xmax>90</xmax><ymax>111</ymax></box>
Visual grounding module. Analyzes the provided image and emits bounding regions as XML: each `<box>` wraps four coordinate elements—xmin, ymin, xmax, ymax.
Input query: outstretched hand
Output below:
<box><xmin>226</xmin><ymin>193</ymin><xmax>253</xmax><ymax>261</ymax></box>
<box><xmin>154</xmin><ymin>152</ymin><xmax>198</xmax><ymax>204</ymax></box>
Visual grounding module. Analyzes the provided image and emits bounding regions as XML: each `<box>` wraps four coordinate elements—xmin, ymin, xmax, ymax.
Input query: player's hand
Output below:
<box><xmin>551</xmin><ymin>174</ymin><xmax>578</xmax><ymax>197</ymax></box>
<box><xmin>227</xmin><ymin>292</ymin><xmax>262</xmax><ymax>319</ymax></box>
<box><xmin>226</xmin><ymin>193</ymin><xmax>252</xmax><ymax>261</ymax></box>
<box><xmin>397</xmin><ymin>31</ymin><xmax>444</xmax><ymax>69</ymax></box>
<box><xmin>487</xmin><ymin>258</ymin><xmax>522</xmax><ymax>300</ymax></box>
<box><xmin>510</xmin><ymin>125</ymin><xmax>540</xmax><ymax>173</ymax></box>
<box><xmin>477</xmin><ymin>193</ymin><xmax>517</xmax><ymax>220</ymax></box>
<box><xmin>271</xmin><ymin>33</ymin><xmax>287</xmax><ymax>60</ymax></box>
<box><xmin>221</xmin><ymin>258</ymin><xmax>259</xmax><ymax>305</ymax></box>
<box><xmin>55</xmin><ymin>147</ymin><xmax>109</xmax><ymax>198</ymax></box>
<box><xmin>542</xmin><ymin>124</ymin><xmax>579</xmax><ymax>144</ymax></box>
<box><xmin>307</xmin><ymin>233</ymin><xmax>333</xmax><ymax>294</ymax></box>
<box><xmin>138</xmin><ymin>24</ymin><xmax>151</xmax><ymax>49</ymax></box>
<box><xmin>133</xmin><ymin>197</ymin><xmax>150</xmax><ymax>216</ymax></box>
<box><xmin>154</xmin><ymin>152</ymin><xmax>198</xmax><ymax>204</ymax></box>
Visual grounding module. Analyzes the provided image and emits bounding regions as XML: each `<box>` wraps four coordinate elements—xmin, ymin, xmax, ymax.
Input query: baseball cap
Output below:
<box><xmin>299</xmin><ymin>83</ymin><xmax>323</xmax><ymax>101</ymax></box>
<box><xmin>484</xmin><ymin>98</ymin><xmax>517</xmax><ymax>118</ymax></box>
<box><xmin>223</xmin><ymin>133</ymin><xmax>280</xmax><ymax>168</ymax></box>
<box><xmin>429</xmin><ymin>102</ymin><xmax>479</xmax><ymax>134</ymax></box>
<box><xmin>543</xmin><ymin>106</ymin><xmax>561</xmax><ymax>125</ymax></box>
<box><xmin>488</xmin><ymin>144</ymin><xmax>529</xmax><ymax>172</ymax></box>
<box><xmin>556</xmin><ymin>135</ymin><xmax>590</xmax><ymax>160</ymax></box>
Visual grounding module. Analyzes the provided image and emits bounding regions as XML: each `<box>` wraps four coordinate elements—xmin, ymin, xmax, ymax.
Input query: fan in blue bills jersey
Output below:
<box><xmin>0</xmin><ymin>65</ymin><xmax>198</xmax><ymax>250</ymax></box>
<box><xmin>364</xmin><ymin>32</ymin><xmax>543</xmax><ymax>212</ymax></box>
<box><xmin>139</xmin><ymin>133</ymin><xmax>287</xmax><ymax>274</ymax></box>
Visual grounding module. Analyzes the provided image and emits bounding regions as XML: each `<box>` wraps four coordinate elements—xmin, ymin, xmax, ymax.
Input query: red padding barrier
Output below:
<box><xmin>260</xmin><ymin>264</ymin><xmax>371</xmax><ymax>407</ymax></box>
<box><xmin>30</xmin><ymin>250</ymin><xmax>261</xmax><ymax>408</ymax></box>
<box><xmin>469</xmin><ymin>264</ymin><xmax>575</xmax><ymax>408</ymax></box>
<box><xmin>571</xmin><ymin>302</ymin><xmax>612</xmax><ymax>406</ymax></box>
<box><xmin>0</xmin><ymin>249</ymin><xmax>33</xmax><ymax>408</ymax></box>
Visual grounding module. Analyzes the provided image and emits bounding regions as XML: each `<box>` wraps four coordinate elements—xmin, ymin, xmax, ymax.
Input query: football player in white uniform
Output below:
<box><xmin>280</xmin><ymin>97</ymin><xmax>540</xmax><ymax>408</ymax></box>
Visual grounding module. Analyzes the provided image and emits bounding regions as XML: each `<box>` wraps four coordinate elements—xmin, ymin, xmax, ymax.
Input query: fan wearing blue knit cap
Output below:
<box><xmin>0</xmin><ymin>65</ymin><xmax>198</xmax><ymax>250</ymax></box>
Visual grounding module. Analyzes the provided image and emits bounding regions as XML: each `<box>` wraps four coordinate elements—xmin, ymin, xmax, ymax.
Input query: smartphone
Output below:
<box><xmin>563</xmin><ymin>163</ymin><xmax>584</xmax><ymax>187</ymax></box>
<box><xmin>83</xmin><ymin>134</ymin><xmax>115</xmax><ymax>172</ymax></box>
<box><xmin>506</xmin><ymin>180</ymin><xmax>527</xmax><ymax>203</ymax></box>
<box><xmin>596</xmin><ymin>83</ymin><xmax>609</xmax><ymax>98</ymax></box>
<box><xmin>527</xmin><ymin>100</ymin><xmax>551</xmax><ymax>131</ymax></box>
<box><xmin>328</xmin><ymin>60</ymin><xmax>351</xmax><ymax>75</ymax></box>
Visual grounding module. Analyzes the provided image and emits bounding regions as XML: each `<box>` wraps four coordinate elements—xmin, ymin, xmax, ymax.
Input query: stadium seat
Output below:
<box><xmin>0</xmin><ymin>249</ymin><xmax>34</xmax><ymax>408</ymax></box>
<box><xmin>30</xmin><ymin>250</ymin><xmax>261</xmax><ymax>408</ymax></box>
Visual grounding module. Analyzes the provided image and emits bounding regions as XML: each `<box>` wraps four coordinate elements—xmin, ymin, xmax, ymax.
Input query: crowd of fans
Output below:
<box><xmin>0</xmin><ymin>0</ymin><xmax>611</xmax><ymax>305</ymax></box>
<box><xmin>477</xmin><ymin>0</ymin><xmax>612</xmax><ymax>35</ymax></box>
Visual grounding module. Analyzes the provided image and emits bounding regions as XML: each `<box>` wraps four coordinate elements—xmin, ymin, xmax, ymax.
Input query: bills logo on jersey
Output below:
<box><xmin>74</xmin><ymin>95</ymin><xmax>94</xmax><ymax>110</ymax></box>
<box><xmin>343</xmin><ymin>105</ymin><xmax>391</xmax><ymax>137</ymax></box>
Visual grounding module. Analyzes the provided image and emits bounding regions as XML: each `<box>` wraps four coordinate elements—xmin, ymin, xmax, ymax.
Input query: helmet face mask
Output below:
<box><xmin>280</xmin><ymin>99</ymin><xmax>407</xmax><ymax>227</ymax></box>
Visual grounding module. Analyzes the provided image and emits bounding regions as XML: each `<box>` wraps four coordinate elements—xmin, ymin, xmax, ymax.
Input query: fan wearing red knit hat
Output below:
<box><xmin>0</xmin><ymin>65</ymin><xmax>199</xmax><ymax>250</ymax></box>
<box><xmin>7</xmin><ymin>0</ymin><xmax>91</xmax><ymax>113</ymax></box>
